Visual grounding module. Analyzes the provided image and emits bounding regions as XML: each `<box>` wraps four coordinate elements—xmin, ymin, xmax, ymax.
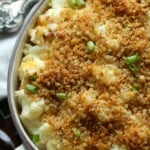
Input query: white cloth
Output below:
<box><xmin>0</xmin><ymin>33</ymin><xmax>18</xmax><ymax>99</ymax></box>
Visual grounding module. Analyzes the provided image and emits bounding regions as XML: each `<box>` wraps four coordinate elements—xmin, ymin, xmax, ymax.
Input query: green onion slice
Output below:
<box><xmin>56</xmin><ymin>92</ymin><xmax>68</xmax><ymax>100</ymax></box>
<box><xmin>29</xmin><ymin>75</ymin><xmax>36</xmax><ymax>81</ymax></box>
<box><xmin>32</xmin><ymin>134</ymin><xmax>40</xmax><ymax>144</ymax></box>
<box><xmin>125</xmin><ymin>54</ymin><xmax>140</xmax><ymax>65</ymax></box>
<box><xmin>133</xmin><ymin>83</ymin><xmax>139</xmax><ymax>92</ymax></box>
<box><xmin>76</xmin><ymin>0</ymin><xmax>85</xmax><ymax>8</ymax></box>
<box><xmin>25</xmin><ymin>84</ymin><xmax>37</xmax><ymax>94</ymax></box>
<box><xmin>86</xmin><ymin>41</ymin><xmax>96</xmax><ymax>52</ymax></box>
<box><xmin>73</xmin><ymin>128</ymin><xmax>81</xmax><ymax>137</ymax></box>
<box><xmin>68</xmin><ymin>0</ymin><xmax>85</xmax><ymax>8</ymax></box>
<box><xmin>129</xmin><ymin>64</ymin><xmax>138</xmax><ymax>72</ymax></box>
<box><xmin>125</xmin><ymin>54</ymin><xmax>140</xmax><ymax>72</ymax></box>
<box><xmin>133</xmin><ymin>86</ymin><xmax>138</xmax><ymax>92</ymax></box>
<box><xmin>68</xmin><ymin>0</ymin><xmax>77</xmax><ymax>8</ymax></box>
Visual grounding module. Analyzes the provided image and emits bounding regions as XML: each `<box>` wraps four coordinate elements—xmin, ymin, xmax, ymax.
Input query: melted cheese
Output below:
<box><xmin>19</xmin><ymin>55</ymin><xmax>45</xmax><ymax>80</ymax></box>
<box><xmin>92</xmin><ymin>64</ymin><xmax>121</xmax><ymax>85</ymax></box>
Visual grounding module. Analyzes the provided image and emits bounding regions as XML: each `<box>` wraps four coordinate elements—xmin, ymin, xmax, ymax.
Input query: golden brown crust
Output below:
<box><xmin>20</xmin><ymin>0</ymin><xmax>150</xmax><ymax>149</ymax></box>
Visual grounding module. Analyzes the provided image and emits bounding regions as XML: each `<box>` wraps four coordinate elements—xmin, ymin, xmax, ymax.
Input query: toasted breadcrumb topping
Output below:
<box><xmin>19</xmin><ymin>0</ymin><xmax>150</xmax><ymax>149</ymax></box>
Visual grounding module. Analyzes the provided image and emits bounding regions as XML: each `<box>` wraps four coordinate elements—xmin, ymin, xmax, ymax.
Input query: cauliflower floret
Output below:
<box><xmin>88</xmin><ymin>99</ymin><xmax>133</xmax><ymax>123</ymax></box>
<box><xmin>23</xmin><ymin>44</ymin><xmax>45</xmax><ymax>56</ymax></box>
<box><xmin>92</xmin><ymin>64</ymin><xmax>121</xmax><ymax>85</ymax></box>
<box><xmin>26</xmin><ymin>100</ymin><xmax>45</xmax><ymax>119</ymax></box>
<box><xmin>20</xmin><ymin>116</ymin><xmax>41</xmax><ymax>135</ymax></box>
<box><xmin>111</xmin><ymin>144</ymin><xmax>127</xmax><ymax>150</ymax></box>
<box><xmin>96</xmin><ymin>21</ymin><xmax>120</xmax><ymax>49</ymax></box>
<box><xmin>39</xmin><ymin>123</ymin><xmax>55</xmax><ymax>143</ymax></box>
<box><xmin>18</xmin><ymin>55</ymin><xmax>45</xmax><ymax>80</ymax></box>
<box><xmin>47</xmin><ymin>23</ymin><xmax>58</xmax><ymax>31</ymax></box>
<box><xmin>15</xmin><ymin>89</ymin><xmax>45</xmax><ymax>120</ymax></box>
<box><xmin>39</xmin><ymin>123</ymin><xmax>65</xmax><ymax>150</ymax></box>
<box><xmin>80</xmin><ymin>89</ymin><xmax>98</xmax><ymax>105</ymax></box>
<box><xmin>119</xmin><ymin>86</ymin><xmax>137</xmax><ymax>103</ymax></box>
<box><xmin>96</xmin><ymin>101</ymin><xmax>111</xmax><ymax>122</ymax></box>
<box><xmin>39</xmin><ymin>8</ymin><xmax>63</xmax><ymax>26</ymax></box>
<box><xmin>15</xmin><ymin>90</ymin><xmax>45</xmax><ymax>135</ymax></box>
<box><xmin>45</xmin><ymin>8</ymin><xmax>63</xmax><ymax>21</ymax></box>
<box><xmin>106</xmin><ymin>38</ymin><xmax>120</xmax><ymax>49</ymax></box>
<box><xmin>51</xmin><ymin>0</ymin><xmax>68</xmax><ymax>8</ymax></box>
<box><xmin>47</xmin><ymin>138</ymin><xmax>64</xmax><ymax>150</ymax></box>
<box><xmin>29</xmin><ymin>26</ymin><xmax>48</xmax><ymax>45</ymax></box>
<box><xmin>96</xmin><ymin>25</ymin><xmax>106</xmax><ymax>37</ymax></box>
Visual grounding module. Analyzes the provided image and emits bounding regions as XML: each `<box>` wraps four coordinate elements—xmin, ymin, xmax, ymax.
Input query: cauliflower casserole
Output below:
<box><xmin>15</xmin><ymin>0</ymin><xmax>150</xmax><ymax>149</ymax></box>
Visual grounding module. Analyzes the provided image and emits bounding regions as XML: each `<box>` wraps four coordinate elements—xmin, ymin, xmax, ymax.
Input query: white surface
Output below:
<box><xmin>0</xmin><ymin>0</ymin><xmax>42</xmax><ymax>99</ymax></box>
<box><xmin>0</xmin><ymin>33</ymin><xmax>18</xmax><ymax>99</ymax></box>
<box><xmin>15</xmin><ymin>144</ymin><xmax>26</xmax><ymax>150</ymax></box>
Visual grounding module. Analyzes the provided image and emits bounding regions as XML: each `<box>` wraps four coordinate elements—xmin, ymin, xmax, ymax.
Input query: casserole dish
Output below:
<box><xmin>8</xmin><ymin>0</ymin><xmax>49</xmax><ymax>149</ymax></box>
<box><xmin>8</xmin><ymin>0</ymin><xmax>150</xmax><ymax>150</ymax></box>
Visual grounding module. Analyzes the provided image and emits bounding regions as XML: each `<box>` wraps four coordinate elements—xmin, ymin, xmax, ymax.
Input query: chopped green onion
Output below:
<box><xmin>32</xmin><ymin>134</ymin><xmax>40</xmax><ymax>144</ymax></box>
<box><xmin>125</xmin><ymin>54</ymin><xmax>140</xmax><ymax>65</ymax></box>
<box><xmin>68</xmin><ymin>0</ymin><xmax>85</xmax><ymax>9</ymax></box>
<box><xmin>68</xmin><ymin>0</ymin><xmax>77</xmax><ymax>8</ymax></box>
<box><xmin>73</xmin><ymin>128</ymin><xmax>81</xmax><ymax>138</ymax></box>
<box><xmin>86</xmin><ymin>41</ymin><xmax>96</xmax><ymax>52</ymax></box>
<box><xmin>129</xmin><ymin>64</ymin><xmax>138</xmax><ymax>72</ymax></box>
<box><xmin>125</xmin><ymin>54</ymin><xmax>140</xmax><ymax>72</ymax></box>
<box><xmin>29</xmin><ymin>75</ymin><xmax>36</xmax><ymax>81</ymax></box>
<box><xmin>56</xmin><ymin>92</ymin><xmax>68</xmax><ymax>100</ymax></box>
<box><xmin>133</xmin><ymin>86</ymin><xmax>138</xmax><ymax>92</ymax></box>
<box><xmin>133</xmin><ymin>83</ymin><xmax>139</xmax><ymax>92</ymax></box>
<box><xmin>25</xmin><ymin>84</ymin><xmax>37</xmax><ymax>94</ymax></box>
<box><xmin>76</xmin><ymin>0</ymin><xmax>85</xmax><ymax>8</ymax></box>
